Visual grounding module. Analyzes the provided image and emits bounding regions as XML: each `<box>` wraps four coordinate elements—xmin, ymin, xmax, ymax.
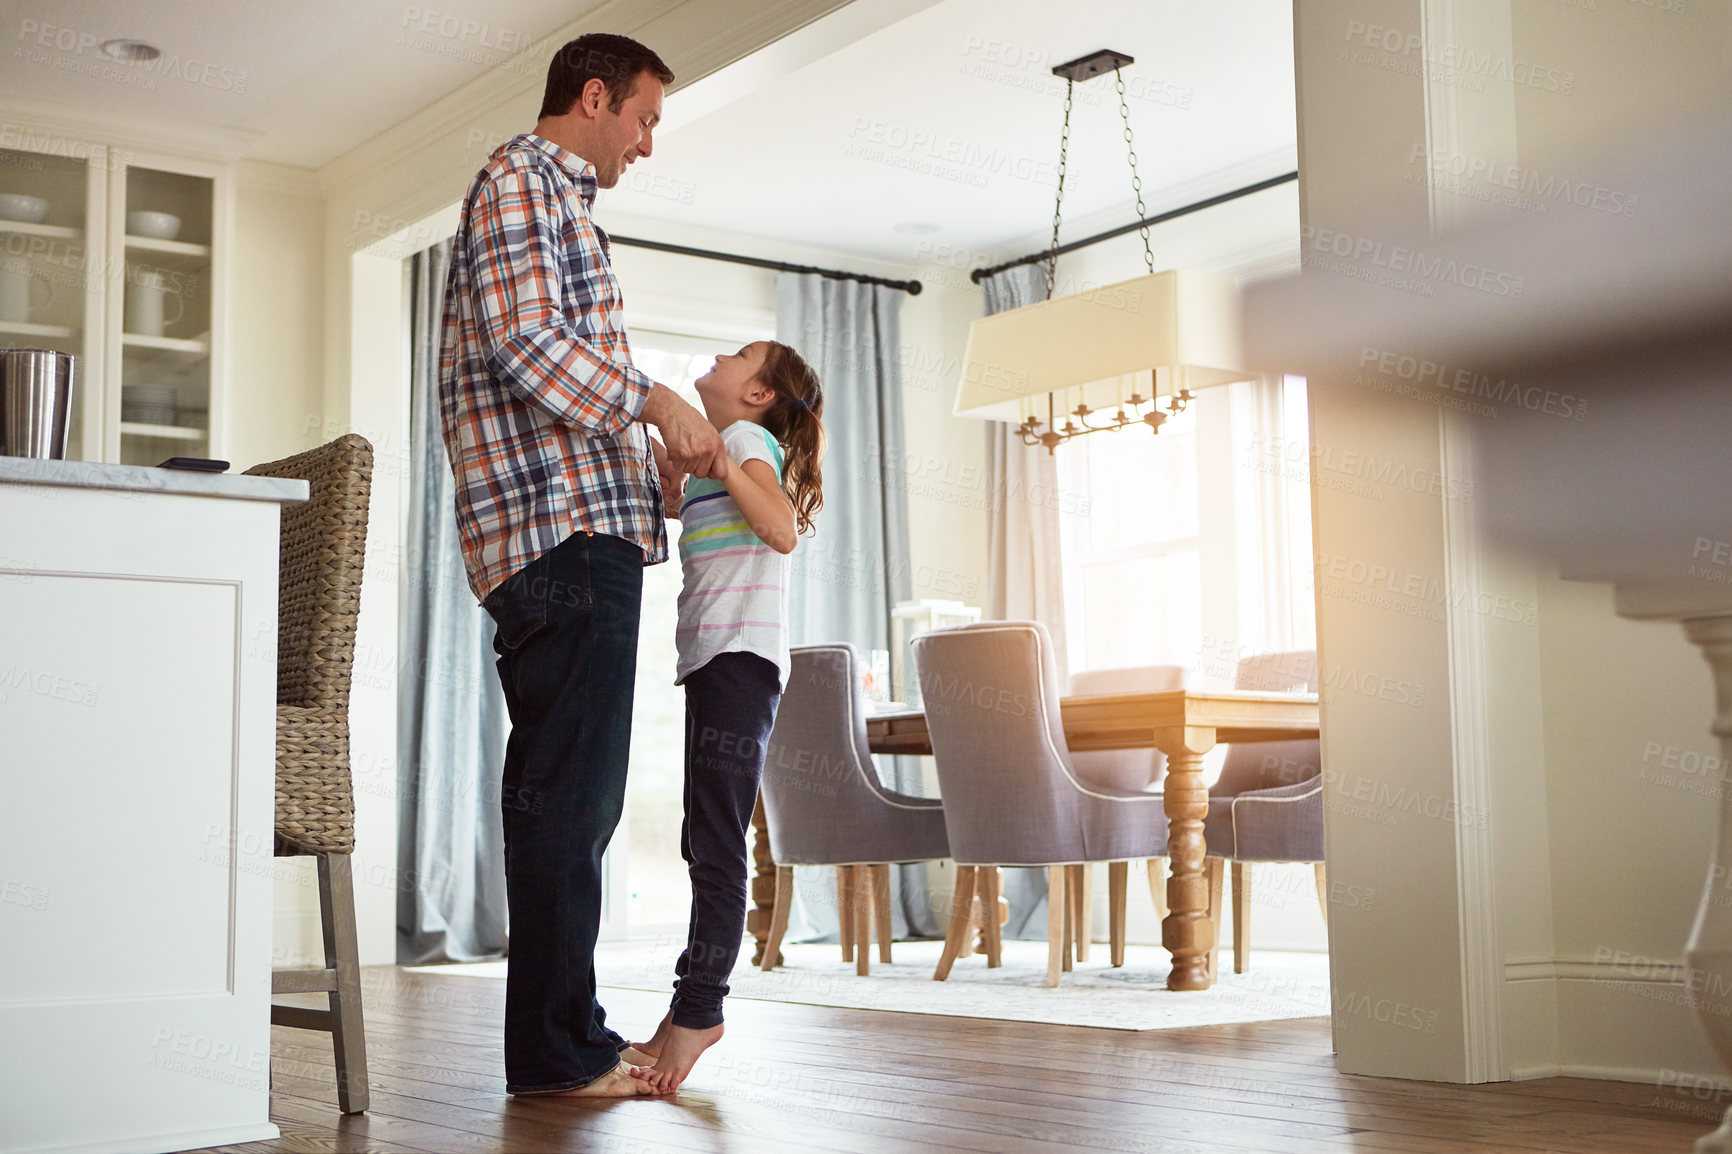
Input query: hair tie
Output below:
<box><xmin>791</xmin><ymin>397</ymin><xmax>810</xmax><ymax>411</ymax></box>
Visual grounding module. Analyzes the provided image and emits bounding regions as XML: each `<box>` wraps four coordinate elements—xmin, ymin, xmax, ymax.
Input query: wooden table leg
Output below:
<box><xmin>748</xmin><ymin>793</ymin><xmax>780</xmax><ymax>968</ymax></box>
<box><xmin>1152</xmin><ymin>725</ymin><xmax>1218</xmax><ymax>991</ymax></box>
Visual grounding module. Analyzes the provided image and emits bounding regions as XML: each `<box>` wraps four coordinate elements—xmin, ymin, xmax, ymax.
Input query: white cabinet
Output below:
<box><xmin>0</xmin><ymin>142</ymin><xmax>229</xmax><ymax>465</ymax></box>
<box><xmin>0</xmin><ymin>459</ymin><xmax>303</xmax><ymax>1154</ymax></box>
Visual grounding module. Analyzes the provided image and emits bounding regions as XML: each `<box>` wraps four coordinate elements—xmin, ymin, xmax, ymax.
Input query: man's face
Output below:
<box><xmin>590</xmin><ymin>72</ymin><xmax>663</xmax><ymax>188</ymax></box>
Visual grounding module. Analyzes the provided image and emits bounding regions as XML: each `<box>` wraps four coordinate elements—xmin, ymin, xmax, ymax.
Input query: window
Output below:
<box><xmin>1056</xmin><ymin>403</ymin><xmax>1202</xmax><ymax>674</ymax></box>
<box><xmin>622</xmin><ymin>329</ymin><xmax>769</xmax><ymax>934</ymax></box>
<box><xmin>1056</xmin><ymin>377</ymin><xmax>1315</xmax><ymax>686</ymax></box>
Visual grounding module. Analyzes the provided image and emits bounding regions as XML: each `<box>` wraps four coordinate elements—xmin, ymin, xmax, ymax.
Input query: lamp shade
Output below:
<box><xmin>954</xmin><ymin>268</ymin><xmax>1248</xmax><ymax>421</ymax></box>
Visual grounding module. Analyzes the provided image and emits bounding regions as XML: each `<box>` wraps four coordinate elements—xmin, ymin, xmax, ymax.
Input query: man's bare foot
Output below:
<box><xmin>625</xmin><ymin>1011</ymin><xmax>674</xmax><ymax>1061</ymax></box>
<box><xmin>513</xmin><ymin>1062</ymin><xmax>657</xmax><ymax>1098</ymax></box>
<box><xmin>629</xmin><ymin>1022</ymin><xmax>724</xmax><ymax>1094</ymax></box>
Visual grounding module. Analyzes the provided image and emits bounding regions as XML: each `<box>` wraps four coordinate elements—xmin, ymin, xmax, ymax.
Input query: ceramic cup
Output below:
<box><xmin>0</xmin><ymin>259</ymin><xmax>54</xmax><ymax>323</ymax></box>
<box><xmin>125</xmin><ymin>269</ymin><xmax>184</xmax><ymax>337</ymax></box>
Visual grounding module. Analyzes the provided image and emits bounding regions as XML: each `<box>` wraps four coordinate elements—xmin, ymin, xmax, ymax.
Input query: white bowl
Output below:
<box><xmin>127</xmin><ymin>211</ymin><xmax>181</xmax><ymax>240</ymax></box>
<box><xmin>0</xmin><ymin>194</ymin><xmax>49</xmax><ymax>224</ymax></box>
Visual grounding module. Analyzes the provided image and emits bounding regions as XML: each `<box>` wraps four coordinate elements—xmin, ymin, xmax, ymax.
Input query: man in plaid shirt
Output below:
<box><xmin>439</xmin><ymin>33</ymin><xmax>723</xmax><ymax>1099</ymax></box>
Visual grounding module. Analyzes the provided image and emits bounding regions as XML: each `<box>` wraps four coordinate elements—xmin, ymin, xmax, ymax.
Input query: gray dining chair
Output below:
<box><xmin>910</xmin><ymin>620</ymin><xmax>1169</xmax><ymax>987</ymax></box>
<box><xmin>758</xmin><ymin>643</ymin><xmax>951</xmax><ymax>976</ymax></box>
<box><xmin>1067</xmin><ymin>664</ymin><xmax>1186</xmax><ymax>963</ymax></box>
<box><xmin>1202</xmin><ymin>649</ymin><xmax>1326</xmax><ymax>974</ymax></box>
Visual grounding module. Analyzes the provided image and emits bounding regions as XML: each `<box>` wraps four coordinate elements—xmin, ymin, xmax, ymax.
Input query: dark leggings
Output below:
<box><xmin>671</xmin><ymin>651</ymin><xmax>782</xmax><ymax>1028</ymax></box>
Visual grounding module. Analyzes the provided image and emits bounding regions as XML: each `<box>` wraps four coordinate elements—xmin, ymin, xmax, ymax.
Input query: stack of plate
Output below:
<box><xmin>121</xmin><ymin>384</ymin><xmax>177</xmax><ymax>427</ymax></box>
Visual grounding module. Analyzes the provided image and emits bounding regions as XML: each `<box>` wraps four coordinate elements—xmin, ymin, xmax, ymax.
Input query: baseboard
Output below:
<box><xmin>13</xmin><ymin>1122</ymin><xmax>278</xmax><ymax>1154</ymax></box>
<box><xmin>1510</xmin><ymin>1061</ymin><xmax>1729</xmax><ymax>1088</ymax></box>
<box><xmin>1502</xmin><ymin>955</ymin><xmax>1723</xmax><ymax>1085</ymax></box>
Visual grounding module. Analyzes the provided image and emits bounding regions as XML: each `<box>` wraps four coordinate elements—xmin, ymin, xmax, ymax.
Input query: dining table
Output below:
<box><xmin>747</xmin><ymin>688</ymin><xmax>1321</xmax><ymax>992</ymax></box>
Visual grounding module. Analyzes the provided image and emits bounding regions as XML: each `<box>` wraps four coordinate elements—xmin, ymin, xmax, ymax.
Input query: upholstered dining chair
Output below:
<box><xmin>1202</xmin><ymin>649</ymin><xmax>1326</xmax><ymax>975</ymax></box>
<box><xmin>1066</xmin><ymin>664</ymin><xmax>1186</xmax><ymax>964</ymax></box>
<box><xmin>758</xmin><ymin>643</ymin><xmax>951</xmax><ymax>976</ymax></box>
<box><xmin>911</xmin><ymin>621</ymin><xmax>1169</xmax><ymax>987</ymax></box>
<box><xmin>245</xmin><ymin>434</ymin><xmax>373</xmax><ymax>1114</ymax></box>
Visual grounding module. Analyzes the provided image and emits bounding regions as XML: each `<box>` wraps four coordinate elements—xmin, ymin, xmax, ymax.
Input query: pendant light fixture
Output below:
<box><xmin>954</xmin><ymin>49</ymin><xmax>1250</xmax><ymax>452</ymax></box>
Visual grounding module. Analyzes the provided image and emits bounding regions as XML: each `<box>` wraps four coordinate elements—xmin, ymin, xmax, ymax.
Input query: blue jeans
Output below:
<box><xmin>482</xmin><ymin>531</ymin><xmax>641</xmax><ymax>1093</ymax></box>
<box><xmin>671</xmin><ymin>651</ymin><xmax>782</xmax><ymax>1029</ymax></box>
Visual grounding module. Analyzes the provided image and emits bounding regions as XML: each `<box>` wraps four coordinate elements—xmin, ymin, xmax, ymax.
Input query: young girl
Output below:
<box><xmin>626</xmin><ymin>340</ymin><xmax>824</xmax><ymax>1094</ymax></box>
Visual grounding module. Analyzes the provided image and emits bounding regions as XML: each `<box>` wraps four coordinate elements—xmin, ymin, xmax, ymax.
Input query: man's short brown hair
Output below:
<box><xmin>539</xmin><ymin>33</ymin><xmax>674</xmax><ymax>119</ymax></box>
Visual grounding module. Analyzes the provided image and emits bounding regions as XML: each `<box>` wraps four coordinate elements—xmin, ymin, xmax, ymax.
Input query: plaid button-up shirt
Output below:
<box><xmin>439</xmin><ymin>133</ymin><xmax>667</xmax><ymax>602</ymax></box>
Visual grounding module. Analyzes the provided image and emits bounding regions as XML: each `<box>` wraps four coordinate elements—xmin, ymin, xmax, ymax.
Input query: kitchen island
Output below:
<box><xmin>0</xmin><ymin>459</ymin><xmax>304</xmax><ymax>1154</ymax></box>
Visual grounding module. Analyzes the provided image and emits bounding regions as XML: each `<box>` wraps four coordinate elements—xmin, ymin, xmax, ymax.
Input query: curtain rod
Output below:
<box><xmin>968</xmin><ymin>171</ymin><xmax>1300</xmax><ymax>284</ymax></box>
<box><xmin>608</xmin><ymin>233</ymin><xmax>923</xmax><ymax>295</ymax></box>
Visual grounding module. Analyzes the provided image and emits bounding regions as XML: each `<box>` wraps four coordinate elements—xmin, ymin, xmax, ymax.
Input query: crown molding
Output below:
<box><xmin>235</xmin><ymin>159</ymin><xmax>322</xmax><ymax>198</ymax></box>
<box><xmin>0</xmin><ymin>91</ymin><xmax>259</xmax><ymax>162</ymax></box>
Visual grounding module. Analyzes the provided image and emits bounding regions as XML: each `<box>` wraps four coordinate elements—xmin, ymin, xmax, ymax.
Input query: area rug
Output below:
<box><xmin>411</xmin><ymin>938</ymin><xmax>1330</xmax><ymax>1032</ymax></box>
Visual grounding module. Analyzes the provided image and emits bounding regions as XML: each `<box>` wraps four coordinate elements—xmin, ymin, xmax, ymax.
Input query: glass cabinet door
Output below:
<box><xmin>110</xmin><ymin>162</ymin><xmax>217</xmax><ymax>467</ymax></box>
<box><xmin>0</xmin><ymin>145</ymin><xmax>106</xmax><ymax>460</ymax></box>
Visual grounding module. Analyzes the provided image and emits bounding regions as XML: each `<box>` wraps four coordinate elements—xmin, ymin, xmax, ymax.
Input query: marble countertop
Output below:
<box><xmin>0</xmin><ymin>457</ymin><xmax>308</xmax><ymax>504</ymax></box>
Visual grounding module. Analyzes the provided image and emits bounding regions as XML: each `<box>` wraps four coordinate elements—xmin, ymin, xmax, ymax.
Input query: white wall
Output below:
<box><xmin>230</xmin><ymin>162</ymin><xmax>340</xmax><ymax>966</ymax></box>
<box><xmin>229</xmin><ymin>164</ymin><xmax>325</xmax><ymax>470</ymax></box>
<box><xmin>1286</xmin><ymin>0</ymin><xmax>1732</xmax><ymax>1088</ymax></box>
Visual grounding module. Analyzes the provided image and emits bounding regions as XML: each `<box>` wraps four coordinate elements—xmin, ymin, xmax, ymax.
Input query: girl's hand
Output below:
<box><xmin>661</xmin><ymin>473</ymin><xmax>684</xmax><ymax>519</ymax></box>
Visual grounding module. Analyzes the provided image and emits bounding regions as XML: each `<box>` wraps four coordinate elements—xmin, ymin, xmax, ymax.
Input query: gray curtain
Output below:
<box><xmin>776</xmin><ymin>273</ymin><xmax>938</xmax><ymax>939</ymax></box>
<box><xmin>397</xmin><ymin>239</ymin><xmax>512</xmax><ymax>964</ymax></box>
<box><xmin>980</xmin><ymin>263</ymin><xmax>1071</xmax><ymax>939</ymax></box>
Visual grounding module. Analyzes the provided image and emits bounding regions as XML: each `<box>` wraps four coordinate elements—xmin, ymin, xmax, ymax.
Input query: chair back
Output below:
<box><xmin>244</xmin><ymin>434</ymin><xmax>374</xmax><ymax>710</ymax></box>
<box><xmin>762</xmin><ymin>644</ymin><xmax>934</xmax><ymax>865</ymax></box>
<box><xmin>244</xmin><ymin>434</ymin><xmax>373</xmax><ymax>854</ymax></box>
<box><xmin>1214</xmin><ymin>649</ymin><xmax>1320</xmax><ymax>796</ymax></box>
<box><xmin>910</xmin><ymin>621</ymin><xmax>1088</xmax><ymax>865</ymax></box>
<box><xmin>1066</xmin><ymin>664</ymin><xmax>1185</xmax><ymax>791</ymax></box>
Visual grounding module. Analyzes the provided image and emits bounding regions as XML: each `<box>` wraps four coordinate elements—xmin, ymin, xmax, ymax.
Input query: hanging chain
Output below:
<box><xmin>1044</xmin><ymin>78</ymin><xmax>1073</xmax><ymax>301</ymax></box>
<box><xmin>1115</xmin><ymin>66</ymin><xmax>1154</xmax><ymax>274</ymax></box>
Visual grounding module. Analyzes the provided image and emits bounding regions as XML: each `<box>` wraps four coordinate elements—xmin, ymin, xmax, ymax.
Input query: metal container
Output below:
<box><xmin>0</xmin><ymin>348</ymin><xmax>75</xmax><ymax>459</ymax></box>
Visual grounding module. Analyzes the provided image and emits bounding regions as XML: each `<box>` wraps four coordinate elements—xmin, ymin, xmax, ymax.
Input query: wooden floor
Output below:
<box><xmin>200</xmin><ymin>965</ymin><xmax>1707</xmax><ymax>1153</ymax></box>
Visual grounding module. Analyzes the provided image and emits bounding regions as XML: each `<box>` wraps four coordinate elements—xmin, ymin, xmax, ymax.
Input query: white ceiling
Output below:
<box><xmin>598</xmin><ymin>0</ymin><xmax>1297</xmax><ymax>264</ymax></box>
<box><xmin>0</xmin><ymin>0</ymin><xmax>598</xmax><ymax>166</ymax></box>
<box><xmin>0</xmin><ymin>0</ymin><xmax>1295</xmax><ymax>263</ymax></box>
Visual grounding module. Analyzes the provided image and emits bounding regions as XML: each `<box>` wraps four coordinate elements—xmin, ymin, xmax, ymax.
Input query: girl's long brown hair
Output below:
<box><xmin>754</xmin><ymin>341</ymin><xmax>825</xmax><ymax>535</ymax></box>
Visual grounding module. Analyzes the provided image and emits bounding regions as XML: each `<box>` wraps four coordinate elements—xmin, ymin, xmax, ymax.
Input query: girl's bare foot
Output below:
<box><xmin>624</xmin><ymin>1011</ymin><xmax>674</xmax><ymax>1063</ymax></box>
<box><xmin>513</xmin><ymin>1062</ymin><xmax>656</xmax><ymax>1098</ymax></box>
<box><xmin>630</xmin><ymin>1022</ymin><xmax>724</xmax><ymax>1093</ymax></box>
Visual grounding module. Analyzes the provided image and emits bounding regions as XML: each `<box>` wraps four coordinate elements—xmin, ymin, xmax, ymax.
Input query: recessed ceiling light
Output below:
<box><xmin>100</xmin><ymin>40</ymin><xmax>161</xmax><ymax>63</ymax></box>
<box><xmin>894</xmin><ymin>221</ymin><xmax>941</xmax><ymax>236</ymax></box>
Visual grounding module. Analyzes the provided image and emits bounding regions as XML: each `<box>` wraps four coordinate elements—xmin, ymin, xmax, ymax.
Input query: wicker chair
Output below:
<box><xmin>244</xmin><ymin>433</ymin><xmax>373</xmax><ymax>1114</ymax></box>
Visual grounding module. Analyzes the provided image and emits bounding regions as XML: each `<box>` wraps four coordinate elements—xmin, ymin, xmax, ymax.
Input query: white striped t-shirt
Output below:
<box><xmin>673</xmin><ymin>420</ymin><xmax>790</xmax><ymax>688</ymax></box>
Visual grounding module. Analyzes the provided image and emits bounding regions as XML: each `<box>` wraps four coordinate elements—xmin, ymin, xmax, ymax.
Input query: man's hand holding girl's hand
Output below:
<box><xmin>642</xmin><ymin>383</ymin><xmax>726</xmax><ymax>479</ymax></box>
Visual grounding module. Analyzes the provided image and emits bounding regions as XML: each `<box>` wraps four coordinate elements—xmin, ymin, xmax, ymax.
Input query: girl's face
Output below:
<box><xmin>694</xmin><ymin>342</ymin><xmax>773</xmax><ymax>412</ymax></box>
